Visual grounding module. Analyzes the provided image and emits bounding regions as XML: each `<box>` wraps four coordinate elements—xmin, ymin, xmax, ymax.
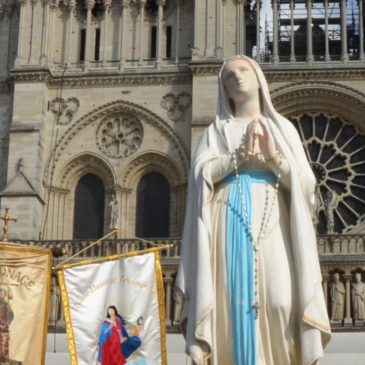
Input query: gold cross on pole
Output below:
<box><xmin>0</xmin><ymin>207</ymin><xmax>17</xmax><ymax>242</ymax></box>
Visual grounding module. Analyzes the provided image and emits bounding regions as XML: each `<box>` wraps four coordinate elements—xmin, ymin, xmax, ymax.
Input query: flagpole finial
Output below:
<box><xmin>0</xmin><ymin>207</ymin><xmax>17</xmax><ymax>242</ymax></box>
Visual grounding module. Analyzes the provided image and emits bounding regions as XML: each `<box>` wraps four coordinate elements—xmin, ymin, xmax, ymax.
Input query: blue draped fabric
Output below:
<box><xmin>225</xmin><ymin>171</ymin><xmax>275</xmax><ymax>365</ymax></box>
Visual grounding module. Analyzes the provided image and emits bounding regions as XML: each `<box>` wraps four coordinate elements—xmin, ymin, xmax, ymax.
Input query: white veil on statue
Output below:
<box><xmin>176</xmin><ymin>55</ymin><xmax>331</xmax><ymax>365</ymax></box>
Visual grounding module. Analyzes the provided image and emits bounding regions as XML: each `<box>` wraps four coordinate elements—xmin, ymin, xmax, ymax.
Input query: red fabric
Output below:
<box><xmin>101</xmin><ymin>320</ymin><xmax>126</xmax><ymax>365</ymax></box>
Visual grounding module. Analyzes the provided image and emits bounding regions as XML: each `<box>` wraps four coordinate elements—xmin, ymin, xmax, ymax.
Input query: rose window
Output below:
<box><xmin>96</xmin><ymin>114</ymin><xmax>143</xmax><ymax>158</ymax></box>
<box><xmin>290</xmin><ymin>113</ymin><xmax>365</xmax><ymax>234</ymax></box>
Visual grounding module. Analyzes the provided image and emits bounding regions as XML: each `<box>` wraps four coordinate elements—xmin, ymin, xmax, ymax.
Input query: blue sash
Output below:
<box><xmin>225</xmin><ymin>171</ymin><xmax>275</xmax><ymax>365</ymax></box>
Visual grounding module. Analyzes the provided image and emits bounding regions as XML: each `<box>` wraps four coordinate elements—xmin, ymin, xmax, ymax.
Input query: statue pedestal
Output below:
<box><xmin>354</xmin><ymin>320</ymin><xmax>364</xmax><ymax>327</ymax></box>
<box><xmin>344</xmin><ymin>317</ymin><xmax>353</xmax><ymax>327</ymax></box>
<box><xmin>330</xmin><ymin>320</ymin><xmax>343</xmax><ymax>327</ymax></box>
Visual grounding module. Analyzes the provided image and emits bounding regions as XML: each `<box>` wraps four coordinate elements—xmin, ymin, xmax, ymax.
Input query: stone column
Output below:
<box><xmin>0</xmin><ymin>5</ymin><xmax>11</xmax><ymax>75</ymax></box>
<box><xmin>0</xmin><ymin>6</ymin><xmax>5</xmax><ymax>75</ymax></box>
<box><xmin>65</xmin><ymin>0</ymin><xmax>76</xmax><ymax>67</ymax></box>
<box><xmin>255</xmin><ymin>0</ymin><xmax>260</xmax><ymax>62</ymax></box>
<box><xmin>47</xmin><ymin>0</ymin><xmax>59</xmax><ymax>66</ymax></box>
<box><xmin>156</xmin><ymin>0</ymin><xmax>165</xmax><ymax>69</ymax></box>
<box><xmin>324</xmin><ymin>0</ymin><xmax>330</xmax><ymax>62</ymax></box>
<box><xmin>322</xmin><ymin>273</ymin><xmax>329</xmax><ymax>307</ymax></box>
<box><xmin>344</xmin><ymin>273</ymin><xmax>353</xmax><ymax>326</ymax></box>
<box><xmin>118</xmin><ymin>0</ymin><xmax>129</xmax><ymax>71</ymax></box>
<box><xmin>359</xmin><ymin>0</ymin><xmax>364</xmax><ymax>61</ymax></box>
<box><xmin>272</xmin><ymin>0</ymin><xmax>279</xmax><ymax>64</ymax></box>
<box><xmin>40</xmin><ymin>0</ymin><xmax>50</xmax><ymax>65</ymax></box>
<box><xmin>215</xmin><ymin>0</ymin><xmax>223</xmax><ymax>59</ymax></box>
<box><xmin>138</xmin><ymin>0</ymin><xmax>146</xmax><ymax>68</ymax></box>
<box><xmin>306</xmin><ymin>0</ymin><xmax>314</xmax><ymax>63</ymax></box>
<box><xmin>102</xmin><ymin>0</ymin><xmax>112</xmax><ymax>67</ymax></box>
<box><xmin>174</xmin><ymin>0</ymin><xmax>180</xmax><ymax>64</ymax></box>
<box><xmin>84</xmin><ymin>0</ymin><xmax>95</xmax><ymax>70</ymax></box>
<box><xmin>290</xmin><ymin>0</ymin><xmax>295</xmax><ymax>62</ymax></box>
<box><xmin>236</xmin><ymin>0</ymin><xmax>245</xmax><ymax>54</ymax></box>
<box><xmin>15</xmin><ymin>0</ymin><xmax>27</xmax><ymax>66</ymax></box>
<box><xmin>28</xmin><ymin>0</ymin><xmax>38</xmax><ymax>64</ymax></box>
<box><xmin>192</xmin><ymin>0</ymin><xmax>200</xmax><ymax>59</ymax></box>
<box><xmin>340</xmin><ymin>0</ymin><xmax>349</xmax><ymax>62</ymax></box>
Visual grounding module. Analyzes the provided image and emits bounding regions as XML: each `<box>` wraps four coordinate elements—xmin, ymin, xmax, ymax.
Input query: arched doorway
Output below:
<box><xmin>136</xmin><ymin>172</ymin><xmax>170</xmax><ymax>238</ymax></box>
<box><xmin>73</xmin><ymin>173</ymin><xmax>105</xmax><ymax>239</ymax></box>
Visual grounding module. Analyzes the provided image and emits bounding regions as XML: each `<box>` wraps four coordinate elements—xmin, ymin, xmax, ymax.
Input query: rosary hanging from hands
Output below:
<box><xmin>232</xmin><ymin>119</ymin><xmax>282</xmax><ymax>319</ymax></box>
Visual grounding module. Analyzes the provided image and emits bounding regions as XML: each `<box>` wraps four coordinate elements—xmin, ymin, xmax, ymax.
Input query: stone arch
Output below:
<box><xmin>271</xmin><ymin>81</ymin><xmax>365</xmax><ymax>131</ymax></box>
<box><xmin>119</xmin><ymin>152</ymin><xmax>187</xmax><ymax>238</ymax></box>
<box><xmin>52</xmin><ymin>100</ymin><xmax>189</xmax><ymax>179</ymax></box>
<box><xmin>121</xmin><ymin>151</ymin><xmax>185</xmax><ymax>189</ymax></box>
<box><xmin>44</xmin><ymin>153</ymin><xmax>116</xmax><ymax>240</ymax></box>
<box><xmin>58</xmin><ymin>152</ymin><xmax>116</xmax><ymax>190</ymax></box>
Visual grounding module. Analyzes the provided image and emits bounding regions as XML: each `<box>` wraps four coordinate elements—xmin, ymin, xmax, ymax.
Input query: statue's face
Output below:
<box><xmin>333</xmin><ymin>273</ymin><xmax>339</xmax><ymax>283</ymax></box>
<box><xmin>222</xmin><ymin>59</ymin><xmax>259</xmax><ymax>102</ymax></box>
<box><xmin>355</xmin><ymin>273</ymin><xmax>362</xmax><ymax>283</ymax></box>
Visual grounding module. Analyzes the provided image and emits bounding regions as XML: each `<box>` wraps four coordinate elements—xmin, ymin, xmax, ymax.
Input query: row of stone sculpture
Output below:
<box><xmin>331</xmin><ymin>272</ymin><xmax>365</xmax><ymax>322</ymax></box>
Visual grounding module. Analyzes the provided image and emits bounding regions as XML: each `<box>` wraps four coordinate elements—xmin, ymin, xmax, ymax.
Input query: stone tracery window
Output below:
<box><xmin>290</xmin><ymin>112</ymin><xmax>365</xmax><ymax>234</ymax></box>
<box><xmin>96</xmin><ymin>113</ymin><xmax>144</xmax><ymax>159</ymax></box>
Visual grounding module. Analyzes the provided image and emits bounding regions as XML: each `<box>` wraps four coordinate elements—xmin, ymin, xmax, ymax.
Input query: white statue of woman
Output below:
<box><xmin>176</xmin><ymin>56</ymin><xmax>331</xmax><ymax>365</ymax></box>
<box><xmin>352</xmin><ymin>272</ymin><xmax>365</xmax><ymax>321</ymax></box>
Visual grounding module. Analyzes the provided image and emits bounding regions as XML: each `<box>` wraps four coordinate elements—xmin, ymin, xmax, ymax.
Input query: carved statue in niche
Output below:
<box><xmin>49</xmin><ymin>273</ymin><xmax>61</xmax><ymax>325</ymax></box>
<box><xmin>324</xmin><ymin>190</ymin><xmax>337</xmax><ymax>234</ymax></box>
<box><xmin>330</xmin><ymin>272</ymin><xmax>345</xmax><ymax>322</ymax></box>
<box><xmin>172</xmin><ymin>287</ymin><xmax>183</xmax><ymax>326</ymax></box>
<box><xmin>352</xmin><ymin>272</ymin><xmax>365</xmax><ymax>321</ymax></box>
<box><xmin>109</xmin><ymin>194</ymin><xmax>119</xmax><ymax>230</ymax></box>
<box><xmin>312</xmin><ymin>185</ymin><xmax>322</xmax><ymax>229</ymax></box>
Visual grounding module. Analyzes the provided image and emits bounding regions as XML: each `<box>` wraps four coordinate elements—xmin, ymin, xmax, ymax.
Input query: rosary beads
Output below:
<box><xmin>232</xmin><ymin>149</ymin><xmax>281</xmax><ymax>319</ymax></box>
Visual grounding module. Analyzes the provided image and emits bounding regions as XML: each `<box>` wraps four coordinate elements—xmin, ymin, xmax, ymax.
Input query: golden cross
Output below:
<box><xmin>0</xmin><ymin>207</ymin><xmax>17</xmax><ymax>242</ymax></box>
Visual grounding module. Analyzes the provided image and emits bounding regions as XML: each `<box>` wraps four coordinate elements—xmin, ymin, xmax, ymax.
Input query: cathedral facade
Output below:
<box><xmin>1</xmin><ymin>0</ymin><xmax>365</xmax><ymax>328</ymax></box>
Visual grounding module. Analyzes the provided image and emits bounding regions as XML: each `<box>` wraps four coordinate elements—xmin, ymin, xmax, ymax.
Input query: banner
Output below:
<box><xmin>0</xmin><ymin>243</ymin><xmax>52</xmax><ymax>365</ymax></box>
<box><xmin>57</xmin><ymin>249</ymin><xmax>167</xmax><ymax>365</ymax></box>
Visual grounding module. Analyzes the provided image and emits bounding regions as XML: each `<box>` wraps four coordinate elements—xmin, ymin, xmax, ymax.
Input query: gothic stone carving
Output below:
<box><xmin>49</xmin><ymin>97</ymin><xmax>80</xmax><ymax>125</ymax></box>
<box><xmin>352</xmin><ymin>272</ymin><xmax>365</xmax><ymax>321</ymax></box>
<box><xmin>96</xmin><ymin>114</ymin><xmax>144</xmax><ymax>158</ymax></box>
<box><xmin>161</xmin><ymin>92</ymin><xmax>191</xmax><ymax>122</ymax></box>
<box><xmin>330</xmin><ymin>273</ymin><xmax>345</xmax><ymax>322</ymax></box>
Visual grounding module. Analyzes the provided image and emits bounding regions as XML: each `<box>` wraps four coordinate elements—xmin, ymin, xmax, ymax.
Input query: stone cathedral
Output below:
<box><xmin>1</xmin><ymin>0</ymin><xmax>365</xmax><ymax>330</ymax></box>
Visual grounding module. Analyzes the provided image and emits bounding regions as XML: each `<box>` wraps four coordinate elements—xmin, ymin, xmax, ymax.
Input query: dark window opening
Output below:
<box><xmin>150</xmin><ymin>26</ymin><xmax>157</xmax><ymax>59</ymax></box>
<box><xmin>80</xmin><ymin>29</ymin><xmax>86</xmax><ymax>62</ymax></box>
<box><xmin>74</xmin><ymin>173</ymin><xmax>105</xmax><ymax>239</ymax></box>
<box><xmin>166</xmin><ymin>25</ymin><xmax>172</xmax><ymax>58</ymax></box>
<box><xmin>95</xmin><ymin>28</ymin><xmax>100</xmax><ymax>61</ymax></box>
<box><xmin>136</xmin><ymin>172</ymin><xmax>170</xmax><ymax>238</ymax></box>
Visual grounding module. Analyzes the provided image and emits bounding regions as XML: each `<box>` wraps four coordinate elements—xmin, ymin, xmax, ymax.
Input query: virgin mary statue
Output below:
<box><xmin>175</xmin><ymin>55</ymin><xmax>331</xmax><ymax>365</ymax></box>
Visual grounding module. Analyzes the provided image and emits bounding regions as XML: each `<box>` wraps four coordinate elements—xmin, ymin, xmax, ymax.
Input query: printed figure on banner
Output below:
<box><xmin>0</xmin><ymin>285</ymin><xmax>14</xmax><ymax>364</ymax></box>
<box><xmin>98</xmin><ymin>306</ymin><xmax>142</xmax><ymax>365</ymax></box>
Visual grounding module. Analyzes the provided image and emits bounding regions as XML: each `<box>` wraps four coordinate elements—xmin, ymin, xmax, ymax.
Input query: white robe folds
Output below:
<box><xmin>176</xmin><ymin>56</ymin><xmax>331</xmax><ymax>365</ymax></box>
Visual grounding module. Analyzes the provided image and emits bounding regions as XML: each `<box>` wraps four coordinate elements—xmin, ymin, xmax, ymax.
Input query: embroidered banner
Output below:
<box><xmin>0</xmin><ymin>243</ymin><xmax>52</xmax><ymax>365</ymax></box>
<box><xmin>57</xmin><ymin>249</ymin><xmax>167</xmax><ymax>365</ymax></box>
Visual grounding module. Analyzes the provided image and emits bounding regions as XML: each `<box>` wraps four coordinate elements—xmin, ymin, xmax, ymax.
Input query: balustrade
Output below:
<box><xmin>16</xmin><ymin>235</ymin><xmax>365</xmax><ymax>332</ymax></box>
